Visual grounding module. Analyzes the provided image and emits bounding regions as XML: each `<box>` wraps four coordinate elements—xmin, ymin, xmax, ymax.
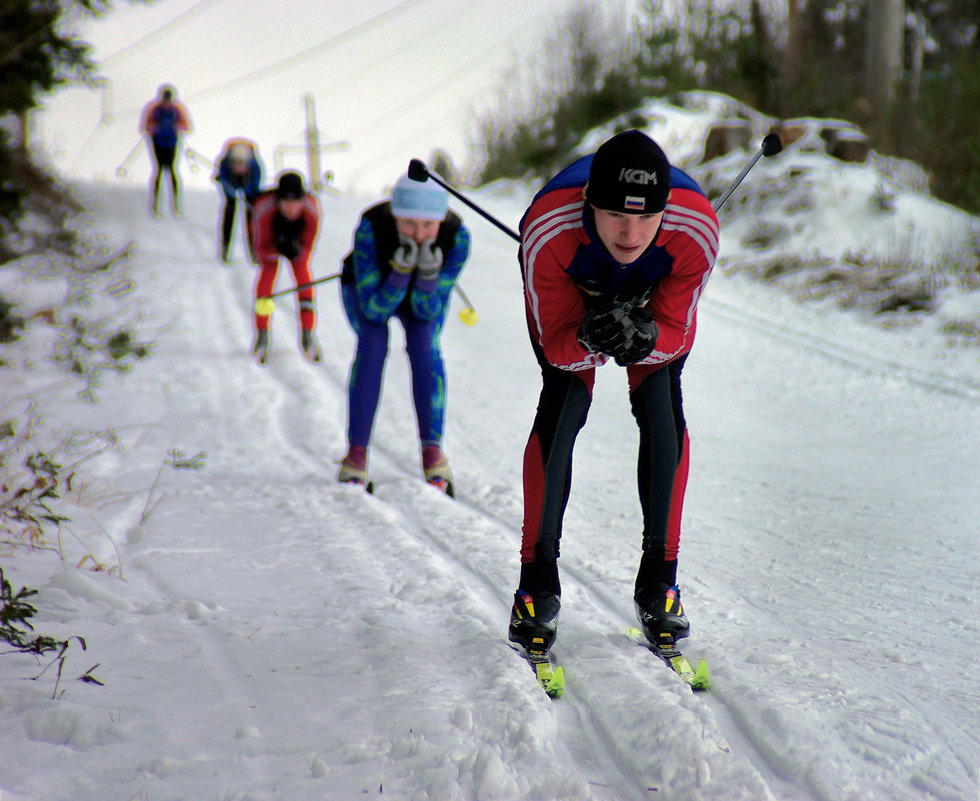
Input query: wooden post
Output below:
<box><xmin>305</xmin><ymin>94</ymin><xmax>321</xmax><ymax>193</ymax></box>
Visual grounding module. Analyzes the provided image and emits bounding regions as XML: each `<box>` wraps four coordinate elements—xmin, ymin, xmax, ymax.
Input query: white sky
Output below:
<box><xmin>34</xmin><ymin>0</ymin><xmax>633</xmax><ymax>195</ymax></box>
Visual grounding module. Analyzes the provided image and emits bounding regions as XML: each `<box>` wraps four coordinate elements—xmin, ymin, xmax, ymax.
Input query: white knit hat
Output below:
<box><xmin>390</xmin><ymin>173</ymin><xmax>448</xmax><ymax>221</ymax></box>
<box><xmin>229</xmin><ymin>143</ymin><xmax>251</xmax><ymax>163</ymax></box>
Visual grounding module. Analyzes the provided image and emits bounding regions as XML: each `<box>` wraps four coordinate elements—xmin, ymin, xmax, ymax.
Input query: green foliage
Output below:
<box><xmin>474</xmin><ymin>1</ymin><xmax>980</xmax><ymax>216</ymax></box>
<box><xmin>0</xmin><ymin>135</ymin><xmax>84</xmax><ymax>262</ymax></box>
<box><xmin>52</xmin><ymin>316</ymin><xmax>153</xmax><ymax>400</ymax></box>
<box><xmin>0</xmin><ymin>1</ymin><xmax>132</xmax><ymax>259</ymax></box>
<box><xmin>0</xmin><ymin>567</ymin><xmax>103</xmax><ymax>697</ymax></box>
<box><xmin>0</xmin><ymin>1</ymin><xmax>95</xmax><ymax>117</ymax></box>
<box><xmin>0</xmin><ymin>567</ymin><xmax>62</xmax><ymax>655</ymax></box>
<box><xmin>876</xmin><ymin>51</ymin><xmax>980</xmax><ymax>214</ymax></box>
<box><xmin>0</xmin><ymin>420</ymin><xmax>72</xmax><ymax>543</ymax></box>
<box><xmin>635</xmin><ymin>0</ymin><xmax>778</xmax><ymax>108</ymax></box>
<box><xmin>475</xmin><ymin>3</ymin><xmax>648</xmax><ymax>183</ymax></box>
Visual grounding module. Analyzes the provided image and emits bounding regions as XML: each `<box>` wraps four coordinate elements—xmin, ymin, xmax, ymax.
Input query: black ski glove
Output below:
<box><xmin>579</xmin><ymin>300</ymin><xmax>633</xmax><ymax>354</ymax></box>
<box><xmin>611</xmin><ymin>305</ymin><xmax>659</xmax><ymax>365</ymax></box>
<box><xmin>273</xmin><ymin>214</ymin><xmax>305</xmax><ymax>260</ymax></box>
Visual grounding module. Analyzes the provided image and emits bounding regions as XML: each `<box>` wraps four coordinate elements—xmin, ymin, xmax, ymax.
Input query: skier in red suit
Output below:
<box><xmin>508</xmin><ymin>130</ymin><xmax>720</xmax><ymax>655</ymax></box>
<box><xmin>250</xmin><ymin>171</ymin><xmax>321</xmax><ymax>362</ymax></box>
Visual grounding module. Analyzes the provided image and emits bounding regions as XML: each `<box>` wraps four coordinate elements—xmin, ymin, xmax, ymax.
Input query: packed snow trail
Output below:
<box><xmin>0</xmin><ymin>183</ymin><xmax>977</xmax><ymax>801</ymax></box>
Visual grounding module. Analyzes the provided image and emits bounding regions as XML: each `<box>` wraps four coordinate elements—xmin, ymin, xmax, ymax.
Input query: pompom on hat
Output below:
<box><xmin>390</xmin><ymin>172</ymin><xmax>448</xmax><ymax>221</ymax></box>
<box><xmin>585</xmin><ymin>130</ymin><xmax>671</xmax><ymax>214</ymax></box>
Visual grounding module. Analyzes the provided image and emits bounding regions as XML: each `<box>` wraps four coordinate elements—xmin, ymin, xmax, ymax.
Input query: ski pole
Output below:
<box><xmin>254</xmin><ymin>272</ymin><xmax>342</xmax><ymax>315</ymax></box>
<box><xmin>454</xmin><ymin>283</ymin><xmax>477</xmax><ymax>326</ymax></box>
<box><xmin>408</xmin><ymin>159</ymin><xmax>520</xmax><ymax>243</ymax></box>
<box><xmin>711</xmin><ymin>133</ymin><xmax>783</xmax><ymax>213</ymax></box>
<box><xmin>185</xmin><ymin>147</ymin><xmax>215</xmax><ymax>171</ymax></box>
<box><xmin>116</xmin><ymin>138</ymin><xmax>143</xmax><ymax>177</ymax></box>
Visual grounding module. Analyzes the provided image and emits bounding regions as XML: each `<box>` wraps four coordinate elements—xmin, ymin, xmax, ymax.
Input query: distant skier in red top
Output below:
<box><xmin>250</xmin><ymin>171</ymin><xmax>321</xmax><ymax>363</ymax></box>
<box><xmin>139</xmin><ymin>84</ymin><xmax>192</xmax><ymax>218</ymax></box>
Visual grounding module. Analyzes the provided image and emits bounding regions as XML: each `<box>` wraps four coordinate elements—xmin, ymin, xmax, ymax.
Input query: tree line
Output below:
<box><xmin>474</xmin><ymin>0</ymin><xmax>980</xmax><ymax>215</ymax></box>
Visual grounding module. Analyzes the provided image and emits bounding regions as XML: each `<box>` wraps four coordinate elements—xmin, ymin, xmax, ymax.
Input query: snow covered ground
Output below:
<box><xmin>1</xmin><ymin>125</ymin><xmax>979</xmax><ymax>801</ymax></box>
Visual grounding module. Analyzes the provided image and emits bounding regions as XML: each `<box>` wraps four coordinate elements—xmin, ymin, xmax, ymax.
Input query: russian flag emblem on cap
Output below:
<box><xmin>624</xmin><ymin>195</ymin><xmax>646</xmax><ymax>211</ymax></box>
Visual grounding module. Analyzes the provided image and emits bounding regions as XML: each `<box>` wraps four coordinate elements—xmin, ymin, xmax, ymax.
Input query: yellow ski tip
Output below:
<box><xmin>692</xmin><ymin>658</ymin><xmax>711</xmax><ymax>691</ymax></box>
<box><xmin>546</xmin><ymin>666</ymin><xmax>565</xmax><ymax>698</ymax></box>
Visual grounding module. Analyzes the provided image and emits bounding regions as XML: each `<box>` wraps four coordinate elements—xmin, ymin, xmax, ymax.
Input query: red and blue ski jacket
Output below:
<box><xmin>520</xmin><ymin>154</ymin><xmax>719</xmax><ymax>371</ymax></box>
<box><xmin>139</xmin><ymin>100</ymin><xmax>191</xmax><ymax>149</ymax></box>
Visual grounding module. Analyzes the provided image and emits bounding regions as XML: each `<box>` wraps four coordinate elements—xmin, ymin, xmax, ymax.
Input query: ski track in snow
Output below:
<box><xmin>1</xmin><ymin>184</ymin><xmax>978</xmax><ymax>801</ymax></box>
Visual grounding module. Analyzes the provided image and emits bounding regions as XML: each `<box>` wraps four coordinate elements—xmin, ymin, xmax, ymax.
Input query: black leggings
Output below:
<box><xmin>221</xmin><ymin>196</ymin><xmax>254</xmax><ymax>252</ymax></box>
<box><xmin>151</xmin><ymin>144</ymin><xmax>178</xmax><ymax>198</ymax></box>
<box><xmin>520</xmin><ymin>335</ymin><xmax>688</xmax><ymax>594</ymax></box>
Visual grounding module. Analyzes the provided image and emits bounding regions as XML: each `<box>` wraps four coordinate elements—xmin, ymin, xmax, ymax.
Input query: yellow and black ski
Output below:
<box><xmin>627</xmin><ymin>628</ymin><xmax>710</xmax><ymax>691</ymax></box>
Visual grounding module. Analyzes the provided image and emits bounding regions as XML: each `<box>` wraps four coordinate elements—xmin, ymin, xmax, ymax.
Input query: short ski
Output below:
<box><xmin>338</xmin><ymin>478</ymin><xmax>374</xmax><ymax>494</ymax></box>
<box><xmin>426</xmin><ymin>476</ymin><xmax>455</xmax><ymax>498</ymax></box>
<box><xmin>336</xmin><ymin>477</ymin><xmax>451</xmax><ymax>496</ymax></box>
<box><xmin>626</xmin><ymin>628</ymin><xmax>710</xmax><ymax>690</ymax></box>
<box><xmin>511</xmin><ymin>643</ymin><xmax>564</xmax><ymax>698</ymax></box>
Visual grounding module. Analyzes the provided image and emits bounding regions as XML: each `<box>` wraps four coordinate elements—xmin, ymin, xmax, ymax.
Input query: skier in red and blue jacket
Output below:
<box><xmin>139</xmin><ymin>85</ymin><xmax>192</xmax><ymax>218</ymax></box>
<box><xmin>508</xmin><ymin>129</ymin><xmax>720</xmax><ymax>655</ymax></box>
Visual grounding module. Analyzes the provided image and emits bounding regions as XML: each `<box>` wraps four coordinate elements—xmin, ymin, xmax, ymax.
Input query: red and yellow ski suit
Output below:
<box><xmin>251</xmin><ymin>191</ymin><xmax>321</xmax><ymax>334</ymax></box>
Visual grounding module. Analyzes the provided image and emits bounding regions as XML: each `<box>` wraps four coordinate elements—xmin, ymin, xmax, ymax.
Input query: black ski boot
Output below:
<box><xmin>508</xmin><ymin>590</ymin><xmax>560</xmax><ymax>654</ymax></box>
<box><xmin>634</xmin><ymin>585</ymin><xmax>690</xmax><ymax>647</ymax></box>
<box><xmin>300</xmin><ymin>329</ymin><xmax>321</xmax><ymax>362</ymax></box>
<box><xmin>252</xmin><ymin>330</ymin><xmax>270</xmax><ymax>364</ymax></box>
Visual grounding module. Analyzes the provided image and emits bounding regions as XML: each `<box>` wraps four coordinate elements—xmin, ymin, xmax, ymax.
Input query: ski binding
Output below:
<box><xmin>627</xmin><ymin>627</ymin><xmax>710</xmax><ymax>690</ymax></box>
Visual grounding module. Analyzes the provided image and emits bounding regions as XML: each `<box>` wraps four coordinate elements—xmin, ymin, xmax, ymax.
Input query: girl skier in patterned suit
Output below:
<box><xmin>509</xmin><ymin>130</ymin><xmax>720</xmax><ymax>654</ymax></box>
<box><xmin>337</xmin><ymin>172</ymin><xmax>471</xmax><ymax>495</ymax></box>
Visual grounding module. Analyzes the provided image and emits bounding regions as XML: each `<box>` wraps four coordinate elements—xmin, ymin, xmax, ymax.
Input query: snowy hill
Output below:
<box><xmin>1</xmin><ymin>122</ymin><xmax>979</xmax><ymax>800</ymax></box>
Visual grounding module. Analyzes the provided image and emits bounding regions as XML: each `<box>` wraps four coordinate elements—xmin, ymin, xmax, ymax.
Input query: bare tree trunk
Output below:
<box><xmin>908</xmin><ymin>11</ymin><xmax>926</xmax><ymax>102</ymax></box>
<box><xmin>865</xmin><ymin>0</ymin><xmax>905</xmax><ymax>112</ymax></box>
<box><xmin>782</xmin><ymin>0</ymin><xmax>802</xmax><ymax>116</ymax></box>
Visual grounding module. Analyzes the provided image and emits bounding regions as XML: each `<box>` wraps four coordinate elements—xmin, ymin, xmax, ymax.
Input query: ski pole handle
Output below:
<box><xmin>408</xmin><ymin>159</ymin><xmax>521</xmax><ymax>243</ymax></box>
<box><xmin>711</xmin><ymin>133</ymin><xmax>783</xmax><ymax>213</ymax></box>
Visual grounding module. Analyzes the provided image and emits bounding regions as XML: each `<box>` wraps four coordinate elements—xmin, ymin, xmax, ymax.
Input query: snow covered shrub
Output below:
<box><xmin>740</xmin><ymin>221</ymin><xmax>789</xmax><ymax>249</ymax></box>
<box><xmin>870</xmin><ymin>182</ymin><xmax>897</xmax><ymax>213</ymax></box>
<box><xmin>0</xmin><ymin>295</ymin><xmax>27</xmax><ymax>345</ymax></box>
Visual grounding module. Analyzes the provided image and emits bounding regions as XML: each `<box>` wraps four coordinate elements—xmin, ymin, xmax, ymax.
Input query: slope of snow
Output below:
<box><xmin>1</xmin><ymin>142</ymin><xmax>978</xmax><ymax>801</ymax></box>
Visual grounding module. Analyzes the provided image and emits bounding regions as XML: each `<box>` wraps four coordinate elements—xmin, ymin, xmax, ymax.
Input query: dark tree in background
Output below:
<box><xmin>0</xmin><ymin>1</ymin><xmax>129</xmax><ymax>259</ymax></box>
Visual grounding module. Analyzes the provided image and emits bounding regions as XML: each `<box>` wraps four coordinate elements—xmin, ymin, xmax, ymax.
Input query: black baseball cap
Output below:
<box><xmin>276</xmin><ymin>171</ymin><xmax>305</xmax><ymax>199</ymax></box>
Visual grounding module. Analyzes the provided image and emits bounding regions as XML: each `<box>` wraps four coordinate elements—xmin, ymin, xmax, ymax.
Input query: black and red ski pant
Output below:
<box><xmin>519</xmin><ymin>341</ymin><xmax>690</xmax><ymax>598</ymax></box>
